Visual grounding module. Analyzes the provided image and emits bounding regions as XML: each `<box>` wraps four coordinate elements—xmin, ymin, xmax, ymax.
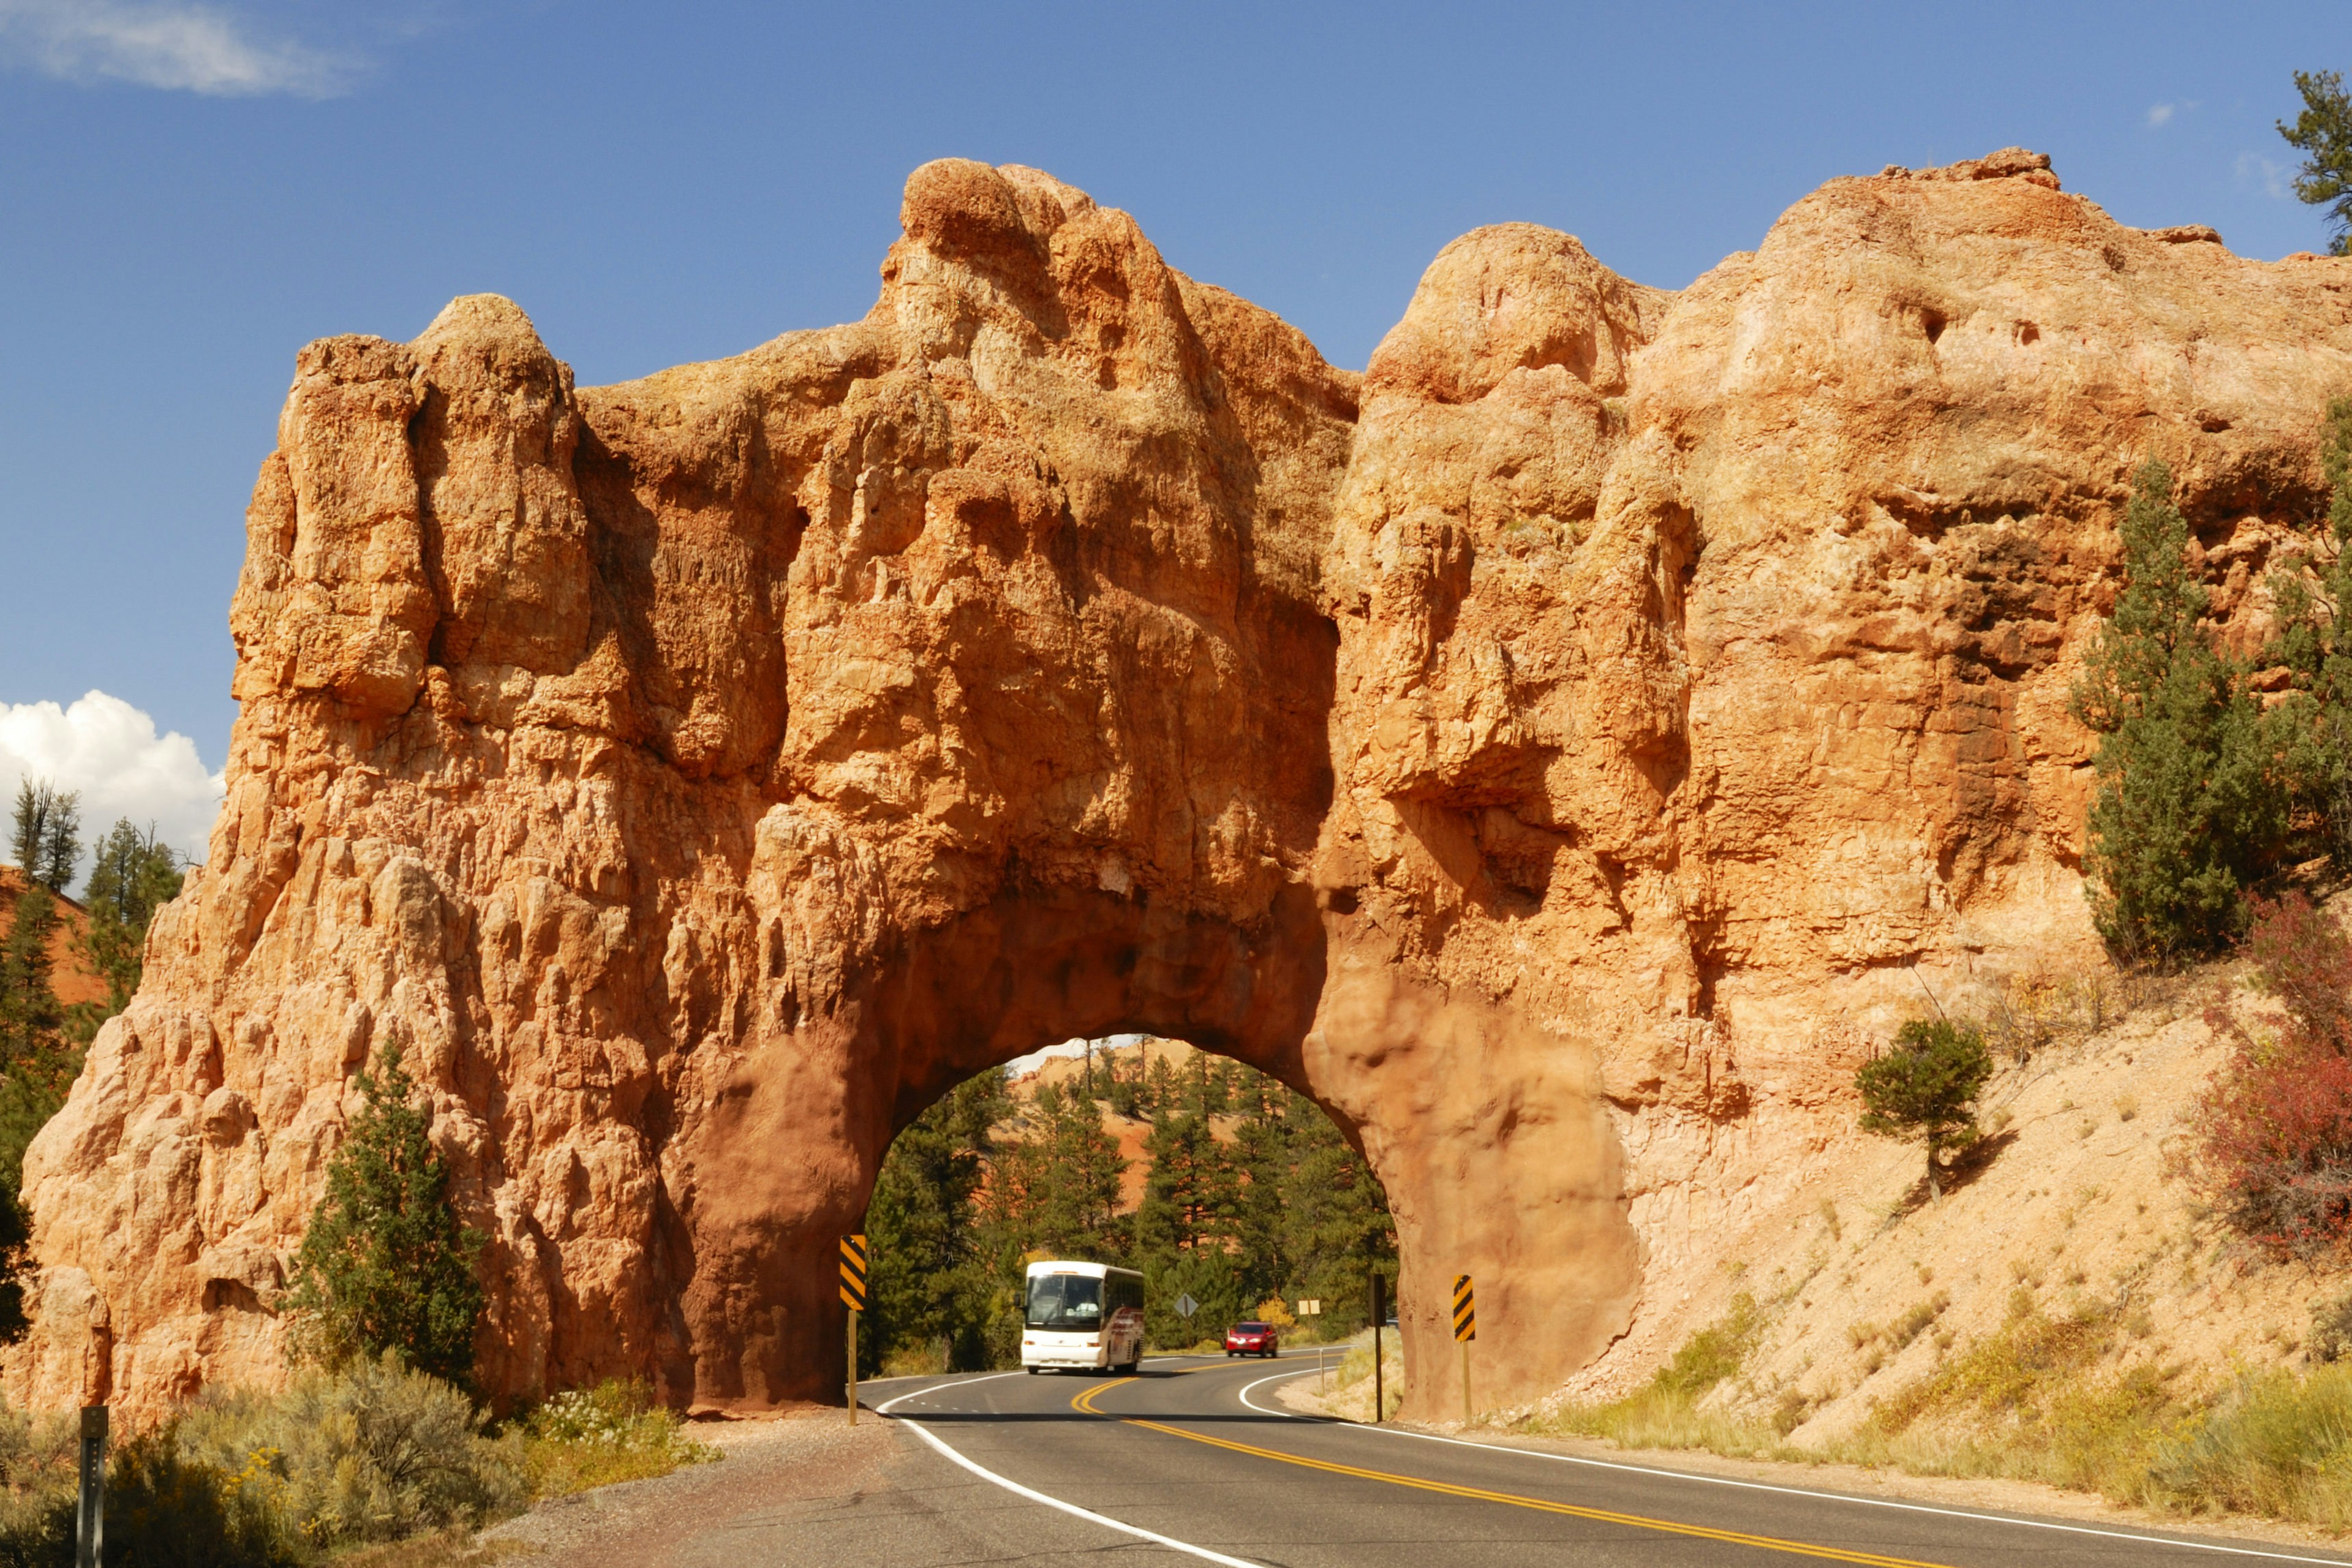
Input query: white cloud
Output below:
<box><xmin>2236</xmin><ymin>151</ymin><xmax>2293</xmax><ymax>200</ymax></box>
<box><xmin>0</xmin><ymin>691</ymin><xmax>225</xmax><ymax>887</ymax></box>
<box><xmin>2146</xmin><ymin>102</ymin><xmax>2176</xmax><ymax>129</ymax></box>
<box><xmin>0</xmin><ymin>0</ymin><xmax>347</xmax><ymax>96</ymax></box>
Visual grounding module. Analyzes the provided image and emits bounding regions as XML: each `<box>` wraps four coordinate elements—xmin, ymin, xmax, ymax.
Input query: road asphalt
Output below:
<box><xmin>499</xmin><ymin>1354</ymin><xmax>2352</xmax><ymax>1566</ymax></box>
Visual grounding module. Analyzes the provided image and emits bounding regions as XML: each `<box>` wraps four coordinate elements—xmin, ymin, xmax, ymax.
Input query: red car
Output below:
<box><xmin>1224</xmin><ymin>1321</ymin><xmax>1278</xmax><ymax>1357</ymax></box>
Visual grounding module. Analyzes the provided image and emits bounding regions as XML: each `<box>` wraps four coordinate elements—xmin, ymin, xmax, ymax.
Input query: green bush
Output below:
<box><xmin>282</xmin><ymin>1044</ymin><xmax>484</xmax><ymax>1385</ymax></box>
<box><xmin>0</xmin><ymin>1412</ymin><xmax>302</xmax><ymax>1568</ymax></box>
<box><xmin>176</xmin><ymin>1353</ymin><xmax>522</xmax><ymax>1548</ymax></box>
<box><xmin>102</xmin><ymin>1429</ymin><xmax>301</xmax><ymax>1568</ymax></box>
<box><xmin>0</xmin><ymin>1404</ymin><xmax>75</xmax><ymax>1568</ymax></box>
<box><xmin>0</xmin><ymin>1363</ymin><xmax>725</xmax><ymax>1565</ymax></box>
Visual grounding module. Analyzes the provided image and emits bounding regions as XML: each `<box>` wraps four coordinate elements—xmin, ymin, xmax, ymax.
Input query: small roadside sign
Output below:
<box><xmin>1453</xmin><ymin>1273</ymin><xmax>1476</xmax><ymax>1427</ymax></box>
<box><xmin>1296</xmin><ymin>1299</ymin><xmax>1323</xmax><ymax>1316</ymax></box>
<box><xmin>841</xmin><ymin>1234</ymin><xmax>869</xmax><ymax>1427</ymax></box>
<box><xmin>839</xmin><ymin>1235</ymin><xmax>869</xmax><ymax>1311</ymax></box>
<box><xmin>1174</xmin><ymin>1292</ymin><xmax>1199</xmax><ymax>1319</ymax></box>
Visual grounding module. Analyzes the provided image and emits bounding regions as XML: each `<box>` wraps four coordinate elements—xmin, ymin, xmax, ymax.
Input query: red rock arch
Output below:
<box><xmin>10</xmin><ymin>160</ymin><xmax>1638</xmax><ymax>1421</ymax></box>
<box><xmin>22</xmin><ymin>149</ymin><xmax>2342</xmax><ymax>1422</ymax></box>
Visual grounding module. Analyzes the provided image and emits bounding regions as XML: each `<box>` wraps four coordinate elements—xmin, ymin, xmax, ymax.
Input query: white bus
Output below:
<box><xmin>1020</xmin><ymin>1260</ymin><xmax>1145</xmax><ymax>1373</ymax></box>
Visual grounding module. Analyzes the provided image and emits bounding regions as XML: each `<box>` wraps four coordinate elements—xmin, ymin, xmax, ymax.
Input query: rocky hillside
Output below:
<box><xmin>1553</xmin><ymin>953</ymin><xmax>2326</xmax><ymax>1432</ymax></box>
<box><xmin>13</xmin><ymin>148</ymin><xmax>2351</xmax><ymax>1420</ymax></box>
<box><xmin>1001</xmin><ymin>1038</ymin><xmax>1190</xmax><ymax>1212</ymax></box>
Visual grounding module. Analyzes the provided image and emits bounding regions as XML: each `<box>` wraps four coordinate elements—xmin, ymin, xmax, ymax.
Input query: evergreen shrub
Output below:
<box><xmin>2071</xmin><ymin>461</ymin><xmax>2281</xmax><ymax>959</ymax></box>
<box><xmin>1855</xmin><ymin>1020</ymin><xmax>1994</xmax><ymax>1197</ymax></box>
<box><xmin>282</xmin><ymin>1044</ymin><xmax>483</xmax><ymax>1384</ymax></box>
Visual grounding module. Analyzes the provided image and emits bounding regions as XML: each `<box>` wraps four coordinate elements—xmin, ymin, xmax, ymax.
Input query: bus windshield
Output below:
<box><xmin>1025</xmin><ymin>1273</ymin><xmax>1102</xmax><ymax>1330</ymax></box>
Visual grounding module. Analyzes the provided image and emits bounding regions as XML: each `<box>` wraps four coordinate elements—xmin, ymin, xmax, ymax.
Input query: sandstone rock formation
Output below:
<box><xmin>14</xmin><ymin>150</ymin><xmax>2352</xmax><ymax>1420</ymax></box>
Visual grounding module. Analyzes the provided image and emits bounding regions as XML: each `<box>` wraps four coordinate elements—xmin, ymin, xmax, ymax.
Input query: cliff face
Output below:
<box><xmin>15</xmin><ymin>151</ymin><xmax>2351</xmax><ymax>1419</ymax></box>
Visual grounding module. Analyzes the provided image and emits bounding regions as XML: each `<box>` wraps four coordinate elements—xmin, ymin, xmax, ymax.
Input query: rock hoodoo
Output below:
<box><xmin>15</xmin><ymin>152</ymin><xmax>2351</xmax><ymax>1419</ymax></box>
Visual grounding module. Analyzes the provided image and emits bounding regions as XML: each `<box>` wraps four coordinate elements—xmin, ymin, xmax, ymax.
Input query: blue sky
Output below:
<box><xmin>0</xmin><ymin>0</ymin><xmax>2343</xmax><ymax>863</ymax></box>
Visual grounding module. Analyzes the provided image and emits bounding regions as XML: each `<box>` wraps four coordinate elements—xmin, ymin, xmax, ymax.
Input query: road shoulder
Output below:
<box><xmin>483</xmin><ymin>1408</ymin><xmax>899</xmax><ymax>1566</ymax></box>
<box><xmin>1270</xmin><ymin>1369</ymin><xmax>2351</xmax><ymax>1560</ymax></box>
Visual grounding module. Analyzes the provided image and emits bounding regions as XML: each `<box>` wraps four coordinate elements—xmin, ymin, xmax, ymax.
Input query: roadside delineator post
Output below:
<box><xmin>840</xmin><ymin>1234</ymin><xmax>869</xmax><ymax>1425</ymax></box>
<box><xmin>75</xmin><ymin>1405</ymin><xmax>104</xmax><ymax>1568</ymax></box>
<box><xmin>1369</xmin><ymin>1272</ymin><xmax>1386</xmax><ymax>1423</ymax></box>
<box><xmin>1452</xmin><ymin>1273</ymin><xmax>1476</xmax><ymax>1427</ymax></box>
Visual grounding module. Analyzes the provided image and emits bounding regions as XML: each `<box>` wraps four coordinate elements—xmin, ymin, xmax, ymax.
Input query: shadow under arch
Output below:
<box><xmin>665</xmin><ymin>878</ymin><xmax>1640</xmax><ymax>1424</ymax></box>
<box><xmin>861</xmin><ymin>1008</ymin><xmax>1400</xmax><ymax>1380</ymax></box>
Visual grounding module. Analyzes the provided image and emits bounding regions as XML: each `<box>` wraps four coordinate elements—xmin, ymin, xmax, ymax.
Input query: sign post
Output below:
<box><xmin>840</xmin><ymin>1234</ymin><xmax>869</xmax><ymax>1426</ymax></box>
<box><xmin>1452</xmin><ymin>1273</ymin><xmax>1476</xmax><ymax>1428</ymax></box>
<box><xmin>1369</xmin><ymin>1273</ymin><xmax>1385</xmax><ymax>1424</ymax></box>
<box><xmin>1297</xmin><ymin>1298</ymin><xmax>1324</xmax><ymax>1387</ymax></box>
<box><xmin>75</xmin><ymin>1405</ymin><xmax>105</xmax><ymax>1568</ymax></box>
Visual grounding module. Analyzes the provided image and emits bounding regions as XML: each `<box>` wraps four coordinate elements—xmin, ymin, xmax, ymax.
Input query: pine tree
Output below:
<box><xmin>2281</xmin><ymin>69</ymin><xmax>2352</xmax><ymax>257</ymax></box>
<box><xmin>1276</xmin><ymin>1085</ymin><xmax>1395</xmax><ymax>1327</ymax></box>
<box><xmin>1106</xmin><ymin>1047</ymin><xmax>1139</xmax><ymax>1119</ymax></box>
<box><xmin>862</xmin><ymin>1071</ymin><xmax>1007</xmax><ymax>1374</ymax></box>
<box><xmin>2071</xmin><ymin>460</ymin><xmax>2282</xmax><ymax>958</ymax></box>
<box><xmin>1227</xmin><ymin>1072</ymin><xmax>1293</xmax><ymax>1308</ymax></box>
<box><xmin>78</xmin><ymin>820</ymin><xmax>183</xmax><ymax>1012</ymax></box>
<box><xmin>0</xmin><ymin>886</ymin><xmax>64</xmax><ymax>1081</ymax></box>
<box><xmin>7</xmin><ymin>785</ymin><xmax>38</xmax><ymax>878</ymax></box>
<box><xmin>284</xmin><ymin>1044</ymin><xmax>484</xmax><ymax>1385</ymax></box>
<box><xmin>1134</xmin><ymin>1088</ymin><xmax>1242</xmax><ymax>1342</ymax></box>
<box><xmin>1856</xmin><ymin>1019</ymin><xmax>1994</xmax><ymax>1199</ymax></box>
<box><xmin>0</xmin><ymin>882</ymin><xmax>77</xmax><ymax>1351</ymax></box>
<box><xmin>8</xmin><ymin>782</ymin><xmax>80</xmax><ymax>892</ymax></box>
<box><xmin>2264</xmin><ymin>398</ymin><xmax>2352</xmax><ymax>860</ymax></box>
<box><xmin>1142</xmin><ymin>1051</ymin><xmax>1175</xmax><ymax>1120</ymax></box>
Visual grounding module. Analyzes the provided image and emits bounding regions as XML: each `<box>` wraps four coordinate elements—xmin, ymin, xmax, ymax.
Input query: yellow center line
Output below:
<box><xmin>1120</xmin><ymin>1417</ymin><xmax>1960</xmax><ymax>1568</ymax></box>
<box><xmin>1069</xmin><ymin>1377</ymin><xmax>1134</xmax><ymax>1415</ymax></box>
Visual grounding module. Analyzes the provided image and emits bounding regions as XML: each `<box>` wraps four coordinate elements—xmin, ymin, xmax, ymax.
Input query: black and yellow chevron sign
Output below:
<box><xmin>840</xmin><ymin>1234</ymin><xmax>869</xmax><ymax>1311</ymax></box>
<box><xmin>1452</xmin><ymin>1273</ymin><xmax>1476</xmax><ymax>1342</ymax></box>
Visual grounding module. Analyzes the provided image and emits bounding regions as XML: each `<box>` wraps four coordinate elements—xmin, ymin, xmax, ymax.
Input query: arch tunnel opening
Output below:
<box><xmin>853</xmin><ymin>1035</ymin><xmax>1398</xmax><ymax>1394</ymax></box>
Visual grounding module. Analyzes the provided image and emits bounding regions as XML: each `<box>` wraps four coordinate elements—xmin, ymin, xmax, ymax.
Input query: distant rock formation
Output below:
<box><xmin>13</xmin><ymin>151</ymin><xmax>2350</xmax><ymax>1419</ymax></box>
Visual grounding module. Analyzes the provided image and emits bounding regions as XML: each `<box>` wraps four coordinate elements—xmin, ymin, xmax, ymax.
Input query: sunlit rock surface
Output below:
<box><xmin>16</xmin><ymin>151</ymin><xmax>2351</xmax><ymax>1419</ymax></box>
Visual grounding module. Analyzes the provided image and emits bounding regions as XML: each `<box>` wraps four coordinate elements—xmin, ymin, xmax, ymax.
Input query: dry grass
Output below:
<box><xmin>1521</xmin><ymin>1291</ymin><xmax>2352</xmax><ymax>1534</ymax></box>
<box><xmin>1525</xmin><ymin>1295</ymin><xmax>1783</xmax><ymax>1457</ymax></box>
<box><xmin>1324</xmin><ymin>1330</ymin><xmax>1404</xmax><ymax>1421</ymax></box>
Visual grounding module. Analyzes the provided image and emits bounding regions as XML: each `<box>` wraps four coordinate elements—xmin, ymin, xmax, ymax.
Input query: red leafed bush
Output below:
<box><xmin>2196</xmin><ymin>894</ymin><xmax>2352</xmax><ymax>1259</ymax></box>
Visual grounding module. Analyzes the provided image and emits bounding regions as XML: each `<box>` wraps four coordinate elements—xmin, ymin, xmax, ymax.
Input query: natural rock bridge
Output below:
<box><xmin>13</xmin><ymin>153</ymin><xmax>2349</xmax><ymax>1419</ymax></box>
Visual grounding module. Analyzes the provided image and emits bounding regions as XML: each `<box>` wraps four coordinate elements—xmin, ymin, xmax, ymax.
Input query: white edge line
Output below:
<box><xmin>873</xmin><ymin>1369</ymin><xmax>1028</xmax><ymax>1410</ymax></box>
<box><xmin>884</xmin><ymin>1408</ymin><xmax>1267</xmax><ymax>1567</ymax></box>
<box><xmin>1231</xmin><ymin>1366</ymin><xmax>2351</xmax><ymax>1567</ymax></box>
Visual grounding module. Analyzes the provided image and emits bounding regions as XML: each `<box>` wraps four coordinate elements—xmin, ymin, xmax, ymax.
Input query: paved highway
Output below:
<box><xmin>856</xmin><ymin>1354</ymin><xmax>2352</xmax><ymax>1568</ymax></box>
